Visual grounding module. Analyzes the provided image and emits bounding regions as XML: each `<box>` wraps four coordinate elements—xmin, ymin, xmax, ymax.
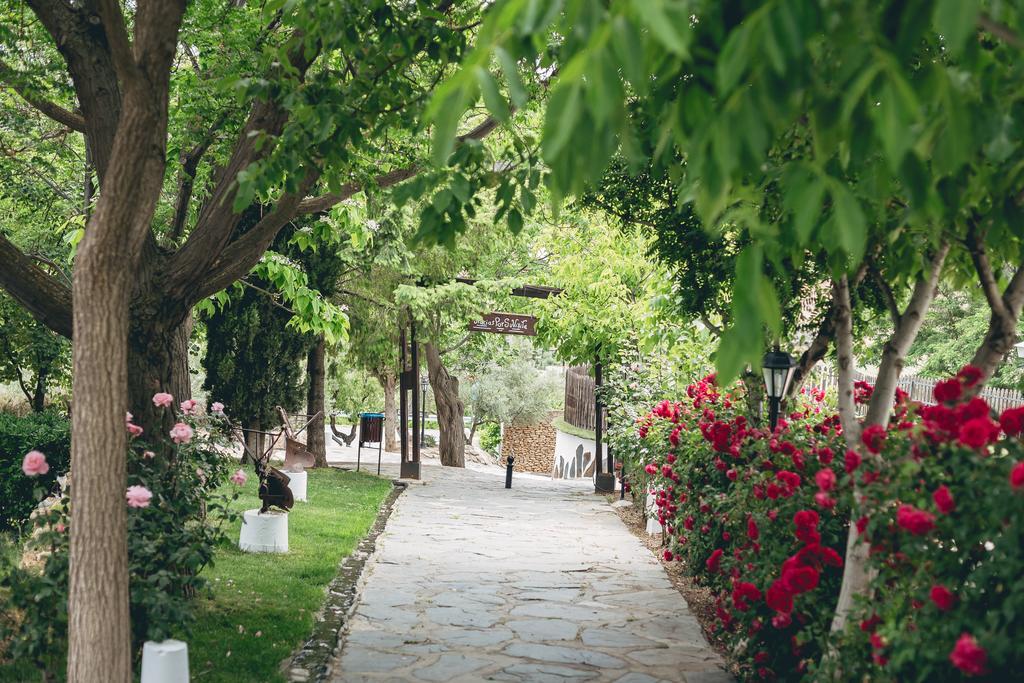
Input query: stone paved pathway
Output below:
<box><xmin>330</xmin><ymin>464</ymin><xmax>731</xmax><ymax>683</ymax></box>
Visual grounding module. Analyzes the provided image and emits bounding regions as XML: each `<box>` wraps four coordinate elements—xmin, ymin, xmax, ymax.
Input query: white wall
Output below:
<box><xmin>552</xmin><ymin>428</ymin><xmax>609</xmax><ymax>479</ymax></box>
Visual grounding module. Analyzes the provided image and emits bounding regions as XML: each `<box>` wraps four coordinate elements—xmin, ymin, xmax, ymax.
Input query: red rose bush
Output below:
<box><xmin>635</xmin><ymin>367</ymin><xmax>1024</xmax><ymax>681</ymax></box>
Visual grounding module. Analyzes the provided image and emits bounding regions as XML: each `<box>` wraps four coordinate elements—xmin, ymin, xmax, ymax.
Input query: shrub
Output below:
<box><xmin>830</xmin><ymin>369</ymin><xmax>1024</xmax><ymax>681</ymax></box>
<box><xmin>638</xmin><ymin>376</ymin><xmax>848</xmax><ymax>680</ymax></box>
<box><xmin>0</xmin><ymin>397</ymin><xmax>243</xmax><ymax>676</ymax></box>
<box><xmin>0</xmin><ymin>409</ymin><xmax>70</xmax><ymax>531</ymax></box>
<box><xmin>636</xmin><ymin>368</ymin><xmax>1024</xmax><ymax>681</ymax></box>
<box><xmin>479</xmin><ymin>422</ymin><xmax>502</xmax><ymax>456</ymax></box>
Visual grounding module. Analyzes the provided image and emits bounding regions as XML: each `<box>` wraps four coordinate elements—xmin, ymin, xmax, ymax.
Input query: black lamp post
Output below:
<box><xmin>762</xmin><ymin>347</ymin><xmax>797</xmax><ymax>431</ymax></box>
<box><xmin>420</xmin><ymin>376</ymin><xmax>428</xmax><ymax>442</ymax></box>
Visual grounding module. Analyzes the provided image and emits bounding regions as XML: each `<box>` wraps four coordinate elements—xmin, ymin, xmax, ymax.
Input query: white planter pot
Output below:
<box><xmin>140</xmin><ymin>639</ymin><xmax>189</xmax><ymax>683</ymax></box>
<box><xmin>645</xmin><ymin>492</ymin><xmax>663</xmax><ymax>536</ymax></box>
<box><xmin>286</xmin><ymin>469</ymin><xmax>308</xmax><ymax>502</ymax></box>
<box><xmin>238</xmin><ymin>508</ymin><xmax>288</xmax><ymax>553</ymax></box>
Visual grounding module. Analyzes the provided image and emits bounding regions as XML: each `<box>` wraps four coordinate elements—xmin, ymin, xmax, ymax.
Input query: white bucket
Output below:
<box><xmin>286</xmin><ymin>469</ymin><xmax>308</xmax><ymax>502</ymax></box>
<box><xmin>238</xmin><ymin>508</ymin><xmax>288</xmax><ymax>553</ymax></box>
<box><xmin>140</xmin><ymin>639</ymin><xmax>189</xmax><ymax>683</ymax></box>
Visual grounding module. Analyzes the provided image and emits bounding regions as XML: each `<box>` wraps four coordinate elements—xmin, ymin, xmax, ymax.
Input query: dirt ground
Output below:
<box><xmin>610</xmin><ymin>496</ymin><xmax>739</xmax><ymax>675</ymax></box>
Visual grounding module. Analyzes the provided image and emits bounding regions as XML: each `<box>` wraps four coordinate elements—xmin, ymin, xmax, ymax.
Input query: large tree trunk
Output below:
<box><xmin>424</xmin><ymin>342</ymin><xmax>464</xmax><ymax>468</ymax></box>
<box><xmin>69</xmin><ymin>236</ymin><xmax>133</xmax><ymax>682</ymax></box>
<box><xmin>830</xmin><ymin>243</ymin><xmax>948</xmax><ymax>634</ymax></box>
<box><xmin>31</xmin><ymin>367</ymin><xmax>47</xmax><ymax>412</ymax></box>
<box><xmin>306</xmin><ymin>336</ymin><xmax>327</xmax><ymax>467</ymax></box>
<box><xmin>126</xmin><ymin>313</ymin><xmax>193</xmax><ymax>440</ymax></box>
<box><xmin>380</xmin><ymin>369</ymin><xmax>399</xmax><ymax>452</ymax></box>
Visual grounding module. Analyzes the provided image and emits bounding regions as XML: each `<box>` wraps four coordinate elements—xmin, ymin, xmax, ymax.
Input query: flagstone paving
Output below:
<box><xmin>329</xmin><ymin>464</ymin><xmax>731</xmax><ymax>683</ymax></box>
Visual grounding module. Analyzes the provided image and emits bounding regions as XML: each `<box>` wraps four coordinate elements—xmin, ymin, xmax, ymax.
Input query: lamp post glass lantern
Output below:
<box><xmin>420</xmin><ymin>376</ymin><xmax>429</xmax><ymax>442</ymax></box>
<box><xmin>762</xmin><ymin>348</ymin><xmax>797</xmax><ymax>430</ymax></box>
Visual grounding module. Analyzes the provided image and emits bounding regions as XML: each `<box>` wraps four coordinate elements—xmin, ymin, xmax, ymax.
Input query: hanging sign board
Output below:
<box><xmin>468</xmin><ymin>312</ymin><xmax>537</xmax><ymax>336</ymax></box>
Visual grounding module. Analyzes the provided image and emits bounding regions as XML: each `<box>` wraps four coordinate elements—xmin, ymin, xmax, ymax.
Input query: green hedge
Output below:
<box><xmin>0</xmin><ymin>410</ymin><xmax>70</xmax><ymax>531</ymax></box>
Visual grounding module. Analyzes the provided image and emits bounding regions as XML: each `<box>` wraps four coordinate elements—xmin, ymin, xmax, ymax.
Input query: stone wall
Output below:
<box><xmin>501</xmin><ymin>412</ymin><xmax>558</xmax><ymax>473</ymax></box>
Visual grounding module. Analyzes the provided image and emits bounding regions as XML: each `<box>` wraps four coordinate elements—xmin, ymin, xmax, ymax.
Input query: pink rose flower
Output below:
<box><xmin>152</xmin><ymin>392</ymin><xmax>174</xmax><ymax>408</ymax></box>
<box><xmin>142</xmin><ymin>450</ymin><xmax>155</xmax><ymax>459</ymax></box>
<box><xmin>179</xmin><ymin>399</ymin><xmax>198</xmax><ymax>415</ymax></box>
<box><xmin>22</xmin><ymin>450</ymin><xmax>49</xmax><ymax>477</ymax></box>
<box><xmin>127</xmin><ymin>423</ymin><xmax>143</xmax><ymax>438</ymax></box>
<box><xmin>169</xmin><ymin>422</ymin><xmax>193</xmax><ymax>444</ymax></box>
<box><xmin>125</xmin><ymin>485</ymin><xmax>153</xmax><ymax>508</ymax></box>
<box><xmin>211</xmin><ymin>402</ymin><xmax>225</xmax><ymax>414</ymax></box>
<box><xmin>230</xmin><ymin>469</ymin><xmax>247</xmax><ymax>486</ymax></box>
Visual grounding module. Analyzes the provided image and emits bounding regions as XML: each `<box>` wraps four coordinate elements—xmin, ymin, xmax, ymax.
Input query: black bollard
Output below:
<box><xmin>505</xmin><ymin>455</ymin><xmax>514</xmax><ymax>488</ymax></box>
<box><xmin>620</xmin><ymin>475</ymin><xmax>627</xmax><ymax>500</ymax></box>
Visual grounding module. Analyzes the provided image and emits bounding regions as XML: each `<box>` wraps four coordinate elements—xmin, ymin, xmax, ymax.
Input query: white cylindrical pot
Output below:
<box><xmin>645</xmin><ymin>492</ymin><xmax>663</xmax><ymax>536</ymax></box>
<box><xmin>286</xmin><ymin>469</ymin><xmax>308</xmax><ymax>502</ymax></box>
<box><xmin>140</xmin><ymin>639</ymin><xmax>189</xmax><ymax>683</ymax></box>
<box><xmin>238</xmin><ymin>508</ymin><xmax>288</xmax><ymax>553</ymax></box>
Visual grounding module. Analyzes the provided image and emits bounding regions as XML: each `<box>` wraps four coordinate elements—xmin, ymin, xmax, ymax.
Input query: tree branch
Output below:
<box><xmin>0</xmin><ymin>58</ymin><xmax>86</xmax><ymax>132</ymax></box>
<box><xmin>294</xmin><ymin>115</ymin><xmax>503</xmax><ymax>216</ymax></box>
<box><xmin>864</xmin><ymin>241</ymin><xmax>949</xmax><ymax>427</ymax></box>
<box><xmin>169</xmin><ymin>112</ymin><xmax>229</xmax><ymax>242</ymax></box>
<box><xmin>979</xmin><ymin>13</ymin><xmax>1024</xmax><ymax>49</ymax></box>
<box><xmin>868</xmin><ymin>259</ymin><xmax>901</xmax><ymax>327</ymax></box>
<box><xmin>966</xmin><ymin>219</ymin><xmax>1008</xmax><ymax>318</ymax></box>
<box><xmin>0</xmin><ymin>234</ymin><xmax>73</xmax><ymax>338</ymax></box>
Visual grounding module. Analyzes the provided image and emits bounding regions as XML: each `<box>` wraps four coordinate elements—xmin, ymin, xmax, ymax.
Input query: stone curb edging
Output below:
<box><xmin>284</xmin><ymin>479</ymin><xmax>407</xmax><ymax>682</ymax></box>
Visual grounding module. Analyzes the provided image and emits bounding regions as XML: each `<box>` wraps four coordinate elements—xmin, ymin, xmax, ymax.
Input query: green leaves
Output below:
<box><xmin>934</xmin><ymin>0</ymin><xmax>981</xmax><ymax>56</ymax></box>
<box><xmin>828</xmin><ymin>182</ymin><xmax>868</xmax><ymax>266</ymax></box>
<box><xmin>715</xmin><ymin>246</ymin><xmax>780</xmax><ymax>382</ymax></box>
<box><xmin>631</xmin><ymin>0</ymin><xmax>691</xmax><ymax>57</ymax></box>
<box><xmin>541</xmin><ymin>83</ymin><xmax>582</xmax><ymax>162</ymax></box>
<box><xmin>475</xmin><ymin>67</ymin><xmax>510</xmax><ymax>122</ymax></box>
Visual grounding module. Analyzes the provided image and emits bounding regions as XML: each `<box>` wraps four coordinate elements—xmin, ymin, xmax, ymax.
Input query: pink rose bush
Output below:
<box><xmin>4</xmin><ymin>396</ymin><xmax>242</xmax><ymax>666</ymax></box>
<box><xmin>21</xmin><ymin>450</ymin><xmax>49</xmax><ymax>477</ymax></box>
<box><xmin>632</xmin><ymin>367</ymin><xmax>1024</xmax><ymax>680</ymax></box>
<box><xmin>125</xmin><ymin>485</ymin><xmax>153</xmax><ymax>508</ymax></box>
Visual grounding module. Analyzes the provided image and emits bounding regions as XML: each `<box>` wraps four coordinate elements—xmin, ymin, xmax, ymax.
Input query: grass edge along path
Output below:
<box><xmin>182</xmin><ymin>468</ymin><xmax>391</xmax><ymax>682</ymax></box>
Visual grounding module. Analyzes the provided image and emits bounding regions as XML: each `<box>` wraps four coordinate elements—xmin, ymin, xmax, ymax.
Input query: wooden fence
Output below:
<box><xmin>808</xmin><ymin>368</ymin><xmax>1024</xmax><ymax>413</ymax></box>
<box><xmin>563</xmin><ymin>365</ymin><xmax>604</xmax><ymax>432</ymax></box>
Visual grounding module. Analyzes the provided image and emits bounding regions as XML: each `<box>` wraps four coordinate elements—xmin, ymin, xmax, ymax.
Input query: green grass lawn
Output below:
<box><xmin>184</xmin><ymin>468</ymin><xmax>392</xmax><ymax>682</ymax></box>
<box><xmin>0</xmin><ymin>468</ymin><xmax>391</xmax><ymax>682</ymax></box>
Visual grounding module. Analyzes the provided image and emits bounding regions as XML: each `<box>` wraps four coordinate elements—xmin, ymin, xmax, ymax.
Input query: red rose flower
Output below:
<box><xmin>732</xmin><ymin>581</ymin><xmax>762</xmax><ymax>611</ymax></box>
<box><xmin>793</xmin><ymin>509</ymin><xmax>820</xmax><ymax>530</ymax></box>
<box><xmin>747</xmin><ymin>516</ymin><xmax>760</xmax><ymax>541</ymax></box>
<box><xmin>844</xmin><ymin>449</ymin><xmax>861</xmax><ymax>473</ymax></box>
<box><xmin>963</xmin><ymin>396</ymin><xmax>990</xmax><ymax>417</ymax></box>
<box><xmin>815</xmin><ymin>468</ymin><xmax>836</xmax><ymax>492</ymax></box>
<box><xmin>1012</xmin><ymin>461</ymin><xmax>1024</xmax><ymax>489</ymax></box>
<box><xmin>933</xmin><ymin>378</ymin><xmax>962</xmax><ymax>404</ymax></box>
<box><xmin>856</xmin><ymin>516</ymin><xmax>869</xmax><ymax>535</ymax></box>
<box><xmin>669</xmin><ymin>427</ymin><xmax>681</xmax><ymax>447</ymax></box>
<box><xmin>896</xmin><ymin>504</ymin><xmax>936</xmax><ymax>535</ymax></box>
<box><xmin>860</xmin><ymin>614</ymin><xmax>881</xmax><ymax>632</ymax></box>
<box><xmin>958</xmin><ymin>416</ymin><xmax>1000</xmax><ymax>450</ymax></box>
<box><xmin>663</xmin><ymin>550</ymin><xmax>674</xmax><ymax>562</ymax></box>
<box><xmin>956</xmin><ymin>365</ymin><xmax>983</xmax><ymax>388</ymax></box>
<box><xmin>706</xmin><ymin>548</ymin><xmax>724</xmax><ymax>573</ymax></box>
<box><xmin>781</xmin><ymin>564</ymin><xmax>819</xmax><ymax>594</ymax></box>
<box><xmin>932</xmin><ymin>485</ymin><xmax>955</xmax><ymax>514</ymax></box>
<box><xmin>814</xmin><ymin>492</ymin><xmax>837</xmax><ymax>509</ymax></box>
<box><xmin>1000</xmin><ymin>406</ymin><xmax>1024</xmax><ymax>437</ymax></box>
<box><xmin>765</xmin><ymin>579</ymin><xmax>793</xmax><ymax>613</ymax></box>
<box><xmin>949</xmin><ymin>633</ymin><xmax>987</xmax><ymax>676</ymax></box>
<box><xmin>930</xmin><ymin>584</ymin><xmax>956</xmax><ymax>611</ymax></box>
<box><xmin>861</xmin><ymin>424</ymin><xmax>887</xmax><ymax>454</ymax></box>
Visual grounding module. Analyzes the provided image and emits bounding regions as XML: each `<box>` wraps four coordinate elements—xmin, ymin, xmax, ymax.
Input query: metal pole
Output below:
<box><xmin>769</xmin><ymin>396</ymin><xmax>780</xmax><ymax>431</ymax></box>
<box><xmin>399</xmin><ymin>327</ymin><xmax>408</xmax><ymax>466</ymax></box>
<box><xmin>505</xmin><ymin>455</ymin><xmax>514</xmax><ymax>488</ymax></box>
<box><xmin>411</xmin><ymin>319</ymin><xmax>420</xmax><ymax>468</ymax></box>
<box><xmin>595</xmin><ymin>359</ymin><xmax>603</xmax><ymax>475</ymax></box>
<box><xmin>420</xmin><ymin>380</ymin><xmax>426</xmax><ymax>442</ymax></box>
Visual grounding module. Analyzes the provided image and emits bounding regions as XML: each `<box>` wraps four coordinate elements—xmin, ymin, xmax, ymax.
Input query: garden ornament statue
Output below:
<box><xmin>253</xmin><ymin>456</ymin><xmax>294</xmax><ymax>514</ymax></box>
